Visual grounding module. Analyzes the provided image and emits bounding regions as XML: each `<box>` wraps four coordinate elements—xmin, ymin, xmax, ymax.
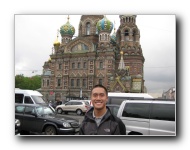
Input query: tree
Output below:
<box><xmin>15</xmin><ymin>74</ymin><xmax>41</xmax><ymax>90</ymax></box>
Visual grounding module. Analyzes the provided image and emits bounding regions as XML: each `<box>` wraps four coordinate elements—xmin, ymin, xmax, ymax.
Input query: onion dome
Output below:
<box><xmin>53</xmin><ymin>30</ymin><xmax>60</xmax><ymax>51</ymax></box>
<box><xmin>96</xmin><ymin>16</ymin><xmax>113</xmax><ymax>33</ymax></box>
<box><xmin>53</xmin><ymin>36</ymin><xmax>60</xmax><ymax>47</ymax></box>
<box><xmin>60</xmin><ymin>16</ymin><xmax>75</xmax><ymax>37</ymax></box>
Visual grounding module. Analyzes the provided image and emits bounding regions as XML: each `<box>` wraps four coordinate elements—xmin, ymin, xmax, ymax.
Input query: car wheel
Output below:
<box><xmin>76</xmin><ymin>109</ymin><xmax>82</xmax><ymax>115</ymax></box>
<box><xmin>57</xmin><ymin>108</ymin><xmax>63</xmax><ymax>114</ymax></box>
<box><xmin>44</xmin><ymin>126</ymin><xmax>57</xmax><ymax>135</ymax></box>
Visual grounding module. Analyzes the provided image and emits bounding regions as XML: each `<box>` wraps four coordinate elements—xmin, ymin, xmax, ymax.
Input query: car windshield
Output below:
<box><xmin>36</xmin><ymin>106</ymin><xmax>55</xmax><ymax>116</ymax></box>
<box><xmin>31</xmin><ymin>96</ymin><xmax>46</xmax><ymax>104</ymax></box>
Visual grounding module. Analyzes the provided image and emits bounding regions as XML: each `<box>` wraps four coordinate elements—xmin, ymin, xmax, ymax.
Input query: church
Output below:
<box><xmin>39</xmin><ymin>15</ymin><xmax>146</xmax><ymax>102</ymax></box>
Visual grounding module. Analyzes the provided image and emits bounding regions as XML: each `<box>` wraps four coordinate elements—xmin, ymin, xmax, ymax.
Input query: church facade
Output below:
<box><xmin>39</xmin><ymin>15</ymin><xmax>146</xmax><ymax>102</ymax></box>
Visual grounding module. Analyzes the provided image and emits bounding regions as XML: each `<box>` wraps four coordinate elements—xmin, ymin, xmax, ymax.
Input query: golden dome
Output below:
<box><xmin>120</xmin><ymin>50</ymin><xmax>124</xmax><ymax>55</ymax></box>
<box><xmin>53</xmin><ymin>36</ymin><xmax>60</xmax><ymax>47</ymax></box>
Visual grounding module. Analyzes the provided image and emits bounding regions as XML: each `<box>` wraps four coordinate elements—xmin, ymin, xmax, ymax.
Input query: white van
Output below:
<box><xmin>117</xmin><ymin>99</ymin><xmax>176</xmax><ymax>135</ymax></box>
<box><xmin>15</xmin><ymin>89</ymin><xmax>46</xmax><ymax>104</ymax></box>
<box><xmin>107</xmin><ymin>92</ymin><xmax>153</xmax><ymax>105</ymax></box>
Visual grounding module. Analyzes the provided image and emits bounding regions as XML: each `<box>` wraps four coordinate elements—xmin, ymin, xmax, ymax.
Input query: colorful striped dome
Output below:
<box><xmin>60</xmin><ymin>20</ymin><xmax>75</xmax><ymax>36</ymax></box>
<box><xmin>96</xmin><ymin>16</ymin><xmax>113</xmax><ymax>33</ymax></box>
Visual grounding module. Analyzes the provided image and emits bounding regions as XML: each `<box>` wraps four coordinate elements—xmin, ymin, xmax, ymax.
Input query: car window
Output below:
<box><xmin>73</xmin><ymin>102</ymin><xmax>82</xmax><ymax>105</ymax></box>
<box><xmin>36</xmin><ymin>106</ymin><xmax>54</xmax><ymax>116</ymax></box>
<box><xmin>43</xmin><ymin>106</ymin><xmax>54</xmax><ymax>115</ymax></box>
<box><xmin>150</xmin><ymin>103</ymin><xmax>175</xmax><ymax>121</ymax></box>
<box><xmin>25</xmin><ymin>106</ymin><xmax>35</xmax><ymax>115</ymax></box>
<box><xmin>24</xmin><ymin>96</ymin><xmax>33</xmax><ymax>104</ymax></box>
<box><xmin>15</xmin><ymin>94</ymin><xmax>24</xmax><ymax>103</ymax></box>
<box><xmin>66</xmin><ymin>102</ymin><xmax>72</xmax><ymax>105</ymax></box>
<box><xmin>31</xmin><ymin>96</ymin><xmax>46</xmax><ymax>104</ymax></box>
<box><xmin>36</xmin><ymin>106</ymin><xmax>43</xmax><ymax>116</ymax></box>
<box><xmin>15</xmin><ymin>105</ymin><xmax>25</xmax><ymax>114</ymax></box>
<box><xmin>122</xmin><ymin>103</ymin><xmax>150</xmax><ymax>119</ymax></box>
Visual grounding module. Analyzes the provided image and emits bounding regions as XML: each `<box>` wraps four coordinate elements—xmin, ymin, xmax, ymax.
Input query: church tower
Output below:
<box><xmin>113</xmin><ymin>15</ymin><xmax>145</xmax><ymax>92</ymax></box>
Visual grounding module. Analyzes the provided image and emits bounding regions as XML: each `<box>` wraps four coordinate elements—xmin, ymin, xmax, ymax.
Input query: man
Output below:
<box><xmin>79</xmin><ymin>84</ymin><xmax>126</xmax><ymax>135</ymax></box>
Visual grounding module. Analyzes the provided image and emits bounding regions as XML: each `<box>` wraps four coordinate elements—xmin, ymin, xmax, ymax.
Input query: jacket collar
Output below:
<box><xmin>85</xmin><ymin>106</ymin><xmax>112</xmax><ymax>121</ymax></box>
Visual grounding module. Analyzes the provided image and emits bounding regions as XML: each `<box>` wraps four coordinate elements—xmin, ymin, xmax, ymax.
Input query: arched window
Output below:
<box><xmin>47</xmin><ymin>80</ymin><xmax>49</xmax><ymax>86</ymax></box>
<box><xmin>105</xmin><ymin>34</ymin><xmax>107</xmax><ymax>40</ymax></box>
<box><xmin>86</xmin><ymin>22</ymin><xmax>90</xmax><ymax>35</ymax></box>
<box><xmin>99</xmin><ymin>62</ymin><xmax>103</xmax><ymax>68</ymax></box>
<box><xmin>102</xmin><ymin>34</ymin><xmax>105</xmax><ymax>40</ymax></box>
<box><xmin>71</xmin><ymin>79</ymin><xmax>74</xmax><ymax>87</ymax></box>
<box><xmin>77</xmin><ymin>79</ymin><xmax>80</xmax><ymax>87</ymax></box>
<box><xmin>125</xmin><ymin>29</ymin><xmax>129</xmax><ymax>41</ymax></box>
<box><xmin>125</xmin><ymin>30</ymin><xmax>129</xmax><ymax>36</ymax></box>
<box><xmin>57</xmin><ymin>79</ymin><xmax>61</xmax><ymax>87</ymax></box>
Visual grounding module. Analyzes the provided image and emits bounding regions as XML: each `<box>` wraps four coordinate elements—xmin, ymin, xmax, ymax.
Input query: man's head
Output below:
<box><xmin>91</xmin><ymin>84</ymin><xmax>108</xmax><ymax>110</ymax></box>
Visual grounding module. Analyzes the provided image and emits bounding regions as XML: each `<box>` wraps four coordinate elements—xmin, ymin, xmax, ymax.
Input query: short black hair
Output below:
<box><xmin>91</xmin><ymin>84</ymin><xmax>108</xmax><ymax>96</ymax></box>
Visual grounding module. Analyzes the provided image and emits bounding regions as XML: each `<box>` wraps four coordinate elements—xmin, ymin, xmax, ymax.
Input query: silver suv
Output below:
<box><xmin>117</xmin><ymin>99</ymin><xmax>175</xmax><ymax>135</ymax></box>
<box><xmin>55</xmin><ymin>100</ymin><xmax>90</xmax><ymax>115</ymax></box>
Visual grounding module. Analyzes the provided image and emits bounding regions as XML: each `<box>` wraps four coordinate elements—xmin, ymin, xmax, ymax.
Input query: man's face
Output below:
<box><xmin>91</xmin><ymin>87</ymin><xmax>108</xmax><ymax>110</ymax></box>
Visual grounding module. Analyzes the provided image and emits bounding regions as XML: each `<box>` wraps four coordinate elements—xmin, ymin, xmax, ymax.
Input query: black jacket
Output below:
<box><xmin>79</xmin><ymin>106</ymin><xmax>126</xmax><ymax>135</ymax></box>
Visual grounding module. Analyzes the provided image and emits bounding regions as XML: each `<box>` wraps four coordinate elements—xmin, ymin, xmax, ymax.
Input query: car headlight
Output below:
<box><xmin>15</xmin><ymin>119</ymin><xmax>21</xmax><ymax>127</ymax></box>
<box><xmin>63</xmin><ymin>122</ymin><xmax>71</xmax><ymax>128</ymax></box>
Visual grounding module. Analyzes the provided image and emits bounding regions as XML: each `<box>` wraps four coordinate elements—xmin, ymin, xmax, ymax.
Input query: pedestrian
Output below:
<box><xmin>79</xmin><ymin>84</ymin><xmax>126</xmax><ymax>135</ymax></box>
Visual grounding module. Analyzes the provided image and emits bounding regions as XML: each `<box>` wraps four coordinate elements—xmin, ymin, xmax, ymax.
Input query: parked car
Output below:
<box><xmin>49</xmin><ymin>101</ymin><xmax>62</xmax><ymax>109</ymax></box>
<box><xmin>106</xmin><ymin>104</ymin><xmax>120</xmax><ymax>116</ymax></box>
<box><xmin>15</xmin><ymin>89</ymin><xmax>46</xmax><ymax>104</ymax></box>
<box><xmin>55</xmin><ymin>100</ymin><xmax>90</xmax><ymax>115</ymax></box>
<box><xmin>117</xmin><ymin>99</ymin><xmax>175</xmax><ymax>135</ymax></box>
<box><xmin>15</xmin><ymin>103</ymin><xmax>80</xmax><ymax>135</ymax></box>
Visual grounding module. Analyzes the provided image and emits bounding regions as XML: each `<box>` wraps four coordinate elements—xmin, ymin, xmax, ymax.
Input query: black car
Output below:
<box><xmin>15</xmin><ymin>104</ymin><xmax>80</xmax><ymax>135</ymax></box>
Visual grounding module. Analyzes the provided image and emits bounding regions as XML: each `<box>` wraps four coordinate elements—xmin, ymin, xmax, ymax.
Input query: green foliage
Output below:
<box><xmin>15</xmin><ymin>74</ymin><xmax>41</xmax><ymax>90</ymax></box>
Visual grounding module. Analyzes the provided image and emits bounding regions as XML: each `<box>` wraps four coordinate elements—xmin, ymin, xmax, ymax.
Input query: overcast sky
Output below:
<box><xmin>15</xmin><ymin>15</ymin><xmax>175</xmax><ymax>95</ymax></box>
